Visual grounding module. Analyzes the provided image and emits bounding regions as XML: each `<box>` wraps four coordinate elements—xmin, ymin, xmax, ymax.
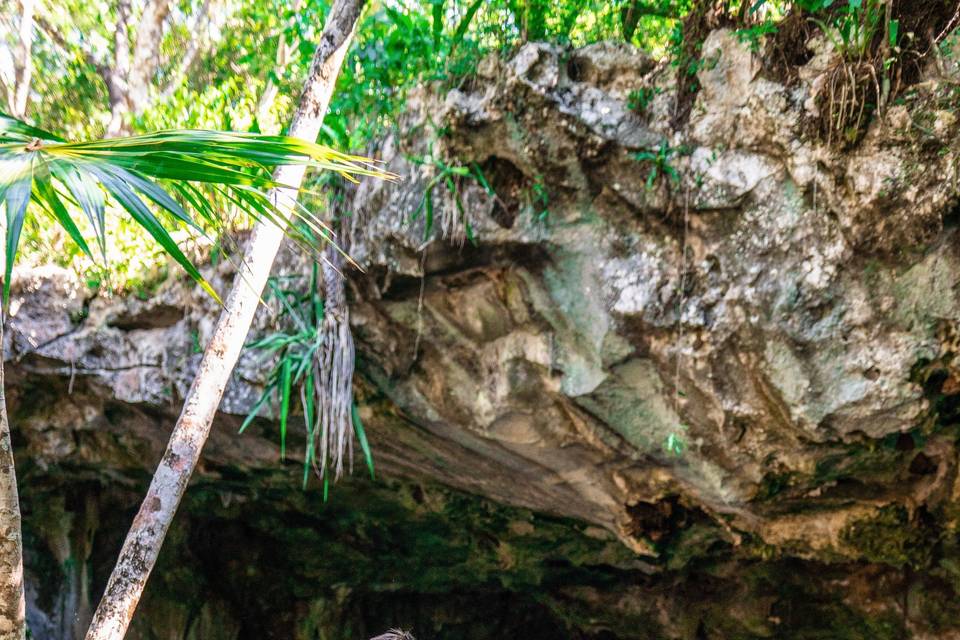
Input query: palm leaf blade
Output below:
<box><xmin>279</xmin><ymin>356</ymin><xmax>292</xmax><ymax>461</ymax></box>
<box><xmin>87</xmin><ymin>165</ymin><xmax>221</xmax><ymax>304</ymax></box>
<box><xmin>0</xmin><ymin>116</ymin><xmax>395</xmax><ymax>375</ymax></box>
<box><xmin>3</xmin><ymin>168</ymin><xmax>32</xmax><ymax>307</ymax></box>
<box><xmin>351</xmin><ymin>403</ymin><xmax>374</xmax><ymax>480</ymax></box>
<box><xmin>50</xmin><ymin>162</ymin><xmax>107</xmax><ymax>261</ymax></box>
<box><xmin>34</xmin><ymin>169</ymin><xmax>93</xmax><ymax>260</ymax></box>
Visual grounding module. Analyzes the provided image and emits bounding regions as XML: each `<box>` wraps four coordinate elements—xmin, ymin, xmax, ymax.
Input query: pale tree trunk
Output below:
<box><xmin>126</xmin><ymin>0</ymin><xmax>171</xmax><ymax>112</ymax></box>
<box><xmin>0</xmin><ymin>12</ymin><xmax>30</xmax><ymax>628</ymax></box>
<box><xmin>11</xmin><ymin>0</ymin><xmax>33</xmax><ymax>118</ymax></box>
<box><xmin>107</xmin><ymin>0</ymin><xmax>172</xmax><ymax>135</ymax></box>
<box><xmin>84</xmin><ymin>1</ymin><xmax>366</xmax><ymax>638</ymax></box>
<box><xmin>106</xmin><ymin>0</ymin><xmax>173</xmax><ymax>135</ymax></box>
<box><xmin>0</xmin><ymin>8</ymin><xmax>31</xmax><ymax>630</ymax></box>
<box><xmin>105</xmin><ymin>0</ymin><xmax>132</xmax><ymax>136</ymax></box>
<box><xmin>0</xmin><ymin>317</ymin><xmax>25</xmax><ymax>640</ymax></box>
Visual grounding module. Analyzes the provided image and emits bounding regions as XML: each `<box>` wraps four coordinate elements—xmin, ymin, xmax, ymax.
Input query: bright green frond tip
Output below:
<box><xmin>0</xmin><ymin>113</ymin><xmax>394</xmax><ymax>309</ymax></box>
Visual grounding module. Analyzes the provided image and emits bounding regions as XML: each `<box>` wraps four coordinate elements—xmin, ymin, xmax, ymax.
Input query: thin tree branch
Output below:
<box><xmin>32</xmin><ymin>14</ymin><xmax>109</xmax><ymax>77</ymax></box>
<box><xmin>126</xmin><ymin>0</ymin><xmax>171</xmax><ymax>113</ymax></box>
<box><xmin>106</xmin><ymin>0</ymin><xmax>133</xmax><ymax>135</ymax></box>
<box><xmin>113</xmin><ymin>0</ymin><xmax>132</xmax><ymax>81</ymax></box>
<box><xmin>158</xmin><ymin>0</ymin><xmax>212</xmax><ymax>99</ymax></box>
<box><xmin>0</xmin><ymin>14</ymin><xmax>16</xmax><ymax>114</ymax></box>
<box><xmin>12</xmin><ymin>0</ymin><xmax>33</xmax><ymax>118</ymax></box>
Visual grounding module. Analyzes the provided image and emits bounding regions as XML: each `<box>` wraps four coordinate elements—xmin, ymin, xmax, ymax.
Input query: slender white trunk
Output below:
<box><xmin>0</xmin><ymin>316</ymin><xmax>25</xmax><ymax>640</ymax></box>
<box><xmin>84</xmin><ymin>1</ymin><xmax>366</xmax><ymax>638</ymax></box>
<box><xmin>12</xmin><ymin>0</ymin><xmax>33</xmax><ymax>118</ymax></box>
<box><xmin>126</xmin><ymin>0</ymin><xmax>171</xmax><ymax>112</ymax></box>
<box><xmin>105</xmin><ymin>0</ymin><xmax>132</xmax><ymax>137</ymax></box>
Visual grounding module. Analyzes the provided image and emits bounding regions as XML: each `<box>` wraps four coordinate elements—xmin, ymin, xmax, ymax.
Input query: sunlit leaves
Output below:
<box><xmin>0</xmin><ymin>114</ymin><xmax>391</xmax><ymax>306</ymax></box>
<box><xmin>18</xmin><ymin>0</ymin><xmax>690</xmax><ymax>291</ymax></box>
<box><xmin>2</xmin><ymin>168</ymin><xmax>32</xmax><ymax>306</ymax></box>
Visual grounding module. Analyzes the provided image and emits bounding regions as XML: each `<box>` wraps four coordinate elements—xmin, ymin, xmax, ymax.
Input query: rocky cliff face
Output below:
<box><xmin>11</xmin><ymin>30</ymin><xmax>960</xmax><ymax>639</ymax></box>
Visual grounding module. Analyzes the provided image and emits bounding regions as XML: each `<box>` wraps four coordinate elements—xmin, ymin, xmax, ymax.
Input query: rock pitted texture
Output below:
<box><xmin>342</xmin><ymin>30</ymin><xmax>960</xmax><ymax>560</ymax></box>
<box><xmin>10</xmin><ymin>31</ymin><xmax>960</xmax><ymax>639</ymax></box>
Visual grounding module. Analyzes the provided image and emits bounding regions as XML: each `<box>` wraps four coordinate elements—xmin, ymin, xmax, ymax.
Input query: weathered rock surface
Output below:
<box><xmin>11</xmin><ymin>29</ymin><xmax>960</xmax><ymax>639</ymax></box>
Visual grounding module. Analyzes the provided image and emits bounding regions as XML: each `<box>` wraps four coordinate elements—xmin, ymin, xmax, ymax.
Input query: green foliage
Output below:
<box><xmin>634</xmin><ymin>140</ymin><xmax>681</xmax><ymax>190</ymax></box>
<box><xmin>16</xmin><ymin>0</ymin><xmax>939</xmax><ymax>285</ymax></box>
<box><xmin>627</xmin><ymin>86</ymin><xmax>662</xmax><ymax>113</ymax></box>
<box><xmin>408</xmin><ymin>149</ymin><xmax>490</xmax><ymax>243</ymax></box>
<box><xmin>621</xmin><ymin>1</ymin><xmax>692</xmax><ymax>49</ymax></box>
<box><xmin>17</xmin><ymin>0</ymin><xmax>691</xmax><ymax>286</ymax></box>
<box><xmin>794</xmin><ymin>0</ymin><xmax>836</xmax><ymax>10</ymax></box>
<box><xmin>529</xmin><ymin>179</ymin><xmax>550</xmax><ymax>222</ymax></box>
<box><xmin>0</xmin><ymin>114</ymin><xmax>383</xmax><ymax>305</ymax></box>
<box><xmin>241</xmin><ymin>266</ymin><xmax>374</xmax><ymax>491</ymax></box>
<box><xmin>809</xmin><ymin>0</ymin><xmax>886</xmax><ymax>60</ymax></box>
<box><xmin>735</xmin><ymin>20</ymin><xmax>779</xmax><ymax>52</ymax></box>
<box><xmin>663</xmin><ymin>430</ymin><xmax>686</xmax><ymax>456</ymax></box>
<box><xmin>840</xmin><ymin>506</ymin><xmax>935</xmax><ymax>568</ymax></box>
<box><xmin>323</xmin><ymin>0</ymin><xmax>685</xmax><ymax>149</ymax></box>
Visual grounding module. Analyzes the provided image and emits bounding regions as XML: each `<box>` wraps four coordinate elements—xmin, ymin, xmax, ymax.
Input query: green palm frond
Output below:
<box><xmin>0</xmin><ymin>113</ymin><xmax>391</xmax><ymax>306</ymax></box>
<box><xmin>240</xmin><ymin>265</ymin><xmax>374</xmax><ymax>493</ymax></box>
